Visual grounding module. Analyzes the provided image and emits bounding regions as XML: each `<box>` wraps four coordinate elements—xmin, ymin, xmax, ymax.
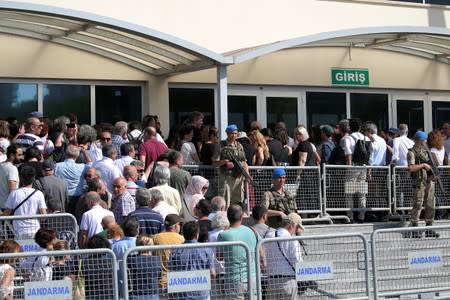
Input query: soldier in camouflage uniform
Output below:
<box><xmin>262</xmin><ymin>168</ymin><xmax>297</xmax><ymax>228</ymax></box>
<box><xmin>407</xmin><ymin>131</ymin><xmax>439</xmax><ymax>238</ymax></box>
<box><xmin>212</xmin><ymin>124</ymin><xmax>248</xmax><ymax>207</ymax></box>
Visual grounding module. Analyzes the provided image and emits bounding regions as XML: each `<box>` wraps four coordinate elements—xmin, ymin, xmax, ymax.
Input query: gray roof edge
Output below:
<box><xmin>232</xmin><ymin>26</ymin><xmax>450</xmax><ymax>64</ymax></box>
<box><xmin>0</xmin><ymin>0</ymin><xmax>229</xmax><ymax>64</ymax></box>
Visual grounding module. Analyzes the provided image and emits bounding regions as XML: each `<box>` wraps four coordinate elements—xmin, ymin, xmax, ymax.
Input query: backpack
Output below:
<box><xmin>328</xmin><ymin>144</ymin><xmax>346</xmax><ymax>165</ymax></box>
<box><xmin>351</xmin><ymin>136</ymin><xmax>372</xmax><ymax>165</ymax></box>
<box><xmin>321</xmin><ymin>140</ymin><xmax>336</xmax><ymax>163</ymax></box>
<box><xmin>127</xmin><ymin>131</ymin><xmax>144</xmax><ymax>157</ymax></box>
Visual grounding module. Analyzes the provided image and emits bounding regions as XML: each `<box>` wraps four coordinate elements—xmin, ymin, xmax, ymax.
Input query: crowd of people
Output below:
<box><xmin>0</xmin><ymin>110</ymin><xmax>448</xmax><ymax>299</ymax></box>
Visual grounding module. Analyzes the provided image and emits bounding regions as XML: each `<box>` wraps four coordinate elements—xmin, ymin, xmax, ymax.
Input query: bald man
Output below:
<box><xmin>112</xmin><ymin>177</ymin><xmax>135</xmax><ymax>224</ymax></box>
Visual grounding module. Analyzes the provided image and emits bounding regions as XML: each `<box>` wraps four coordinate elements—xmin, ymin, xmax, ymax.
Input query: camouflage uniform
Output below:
<box><xmin>407</xmin><ymin>146</ymin><xmax>435</xmax><ymax>225</ymax></box>
<box><xmin>262</xmin><ymin>188</ymin><xmax>297</xmax><ymax>228</ymax></box>
<box><xmin>212</xmin><ymin>141</ymin><xmax>247</xmax><ymax>206</ymax></box>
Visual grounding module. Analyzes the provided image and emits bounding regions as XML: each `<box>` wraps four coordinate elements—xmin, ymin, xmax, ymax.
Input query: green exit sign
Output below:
<box><xmin>331</xmin><ymin>68</ymin><xmax>369</xmax><ymax>86</ymax></box>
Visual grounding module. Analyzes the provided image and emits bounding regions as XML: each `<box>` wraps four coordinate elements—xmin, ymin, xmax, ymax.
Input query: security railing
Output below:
<box><xmin>0</xmin><ymin>213</ymin><xmax>78</xmax><ymax>249</ymax></box>
<box><xmin>121</xmin><ymin>241</ymin><xmax>253</xmax><ymax>300</ymax></box>
<box><xmin>393</xmin><ymin>166</ymin><xmax>450</xmax><ymax>217</ymax></box>
<box><xmin>371</xmin><ymin>225</ymin><xmax>450</xmax><ymax>299</ymax></box>
<box><xmin>0</xmin><ymin>248</ymin><xmax>118</xmax><ymax>300</ymax></box>
<box><xmin>323</xmin><ymin>165</ymin><xmax>391</xmax><ymax>222</ymax></box>
<box><xmin>256</xmin><ymin>233</ymin><xmax>371</xmax><ymax>299</ymax></box>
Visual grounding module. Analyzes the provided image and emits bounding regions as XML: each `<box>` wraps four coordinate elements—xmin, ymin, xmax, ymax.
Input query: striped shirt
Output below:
<box><xmin>113</xmin><ymin>191</ymin><xmax>135</xmax><ymax>225</ymax></box>
<box><xmin>128</xmin><ymin>207</ymin><xmax>164</xmax><ymax>235</ymax></box>
<box><xmin>15</xmin><ymin>133</ymin><xmax>44</xmax><ymax>152</ymax></box>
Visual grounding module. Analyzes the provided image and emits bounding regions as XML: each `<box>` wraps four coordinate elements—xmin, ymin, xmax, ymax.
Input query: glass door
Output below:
<box><xmin>393</xmin><ymin>95</ymin><xmax>425</xmax><ymax>138</ymax></box>
<box><xmin>431</xmin><ymin>99</ymin><xmax>450</xmax><ymax>130</ymax></box>
<box><xmin>265</xmin><ymin>95</ymin><xmax>298</xmax><ymax>135</ymax></box>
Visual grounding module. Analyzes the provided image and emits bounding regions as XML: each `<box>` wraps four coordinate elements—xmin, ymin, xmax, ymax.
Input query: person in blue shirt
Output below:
<box><xmin>127</xmin><ymin>235</ymin><xmax>161</xmax><ymax>300</ymax></box>
<box><xmin>112</xmin><ymin>217</ymin><xmax>138</xmax><ymax>260</ymax></box>
<box><xmin>168</xmin><ymin>221</ymin><xmax>216</xmax><ymax>300</ymax></box>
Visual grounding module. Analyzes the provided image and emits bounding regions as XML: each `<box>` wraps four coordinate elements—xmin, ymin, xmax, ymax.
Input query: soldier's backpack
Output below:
<box><xmin>351</xmin><ymin>136</ymin><xmax>372</xmax><ymax>165</ymax></box>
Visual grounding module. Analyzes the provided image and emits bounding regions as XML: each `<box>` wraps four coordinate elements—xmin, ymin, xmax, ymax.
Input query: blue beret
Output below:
<box><xmin>414</xmin><ymin>131</ymin><xmax>427</xmax><ymax>141</ymax></box>
<box><xmin>226</xmin><ymin>124</ymin><xmax>238</xmax><ymax>133</ymax></box>
<box><xmin>272</xmin><ymin>168</ymin><xmax>286</xmax><ymax>179</ymax></box>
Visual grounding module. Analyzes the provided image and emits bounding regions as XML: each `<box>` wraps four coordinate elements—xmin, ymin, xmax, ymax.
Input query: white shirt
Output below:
<box><xmin>87</xmin><ymin>142</ymin><xmax>103</xmax><ymax>163</ymax></box>
<box><xmin>93</xmin><ymin>157</ymin><xmax>122</xmax><ymax>192</ymax></box>
<box><xmin>149</xmin><ymin>184</ymin><xmax>182</xmax><ymax>215</ymax></box>
<box><xmin>431</xmin><ymin>147</ymin><xmax>445</xmax><ymax>166</ymax></box>
<box><xmin>264</xmin><ymin>228</ymin><xmax>302</xmax><ymax>276</ymax></box>
<box><xmin>370</xmin><ymin>134</ymin><xmax>387</xmax><ymax>166</ymax></box>
<box><xmin>392</xmin><ymin>135</ymin><xmax>414</xmax><ymax>166</ymax></box>
<box><xmin>156</xmin><ymin>133</ymin><xmax>167</xmax><ymax>147</ymax></box>
<box><xmin>180</xmin><ymin>141</ymin><xmax>198</xmax><ymax>165</ymax></box>
<box><xmin>5</xmin><ymin>187</ymin><xmax>46</xmax><ymax>238</ymax></box>
<box><xmin>152</xmin><ymin>201</ymin><xmax>178</xmax><ymax>220</ymax></box>
<box><xmin>0</xmin><ymin>162</ymin><xmax>19</xmax><ymax>209</ymax></box>
<box><xmin>114</xmin><ymin>155</ymin><xmax>134</xmax><ymax>174</ymax></box>
<box><xmin>80</xmin><ymin>204</ymin><xmax>114</xmax><ymax>238</ymax></box>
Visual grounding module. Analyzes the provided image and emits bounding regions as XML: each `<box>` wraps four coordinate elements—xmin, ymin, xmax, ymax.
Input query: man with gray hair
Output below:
<box><xmin>93</xmin><ymin>144</ymin><xmax>121</xmax><ymax>192</ymax></box>
<box><xmin>150</xmin><ymin>188</ymin><xmax>178</xmax><ymax>220</ymax></box>
<box><xmin>208</xmin><ymin>195</ymin><xmax>227</xmax><ymax>220</ymax></box>
<box><xmin>391</xmin><ymin>123</ymin><xmax>414</xmax><ymax>166</ymax></box>
<box><xmin>168</xmin><ymin>150</ymin><xmax>191</xmax><ymax>198</ymax></box>
<box><xmin>79</xmin><ymin>191</ymin><xmax>114</xmax><ymax>248</ymax></box>
<box><xmin>55</xmin><ymin>144</ymin><xmax>92</xmax><ymax>214</ymax></box>
<box><xmin>364</xmin><ymin>121</ymin><xmax>386</xmax><ymax>166</ymax></box>
<box><xmin>149</xmin><ymin>165</ymin><xmax>182</xmax><ymax>215</ymax></box>
<box><xmin>128</xmin><ymin>188</ymin><xmax>164</xmax><ymax>235</ymax></box>
<box><xmin>112</xmin><ymin>121</ymin><xmax>128</xmax><ymax>156</ymax></box>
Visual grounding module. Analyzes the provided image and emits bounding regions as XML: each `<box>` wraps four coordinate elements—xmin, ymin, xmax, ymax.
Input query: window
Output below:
<box><xmin>396</xmin><ymin>100</ymin><xmax>424</xmax><ymax>137</ymax></box>
<box><xmin>0</xmin><ymin>83</ymin><xmax>37</xmax><ymax>122</ymax></box>
<box><xmin>432</xmin><ymin>101</ymin><xmax>450</xmax><ymax>129</ymax></box>
<box><xmin>306</xmin><ymin>92</ymin><xmax>346</xmax><ymax>126</ymax></box>
<box><xmin>43</xmin><ymin>84</ymin><xmax>90</xmax><ymax>124</ymax></box>
<box><xmin>350</xmin><ymin>93</ymin><xmax>388</xmax><ymax>131</ymax></box>
<box><xmin>266</xmin><ymin>97</ymin><xmax>298</xmax><ymax>134</ymax></box>
<box><xmin>169</xmin><ymin>88</ymin><xmax>214</xmax><ymax>129</ymax></box>
<box><xmin>228</xmin><ymin>95</ymin><xmax>257</xmax><ymax>132</ymax></box>
<box><xmin>95</xmin><ymin>86</ymin><xmax>142</xmax><ymax>124</ymax></box>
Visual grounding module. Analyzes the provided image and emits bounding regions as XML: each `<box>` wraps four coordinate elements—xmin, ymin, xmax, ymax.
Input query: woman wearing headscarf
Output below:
<box><xmin>182</xmin><ymin>175</ymin><xmax>209</xmax><ymax>222</ymax></box>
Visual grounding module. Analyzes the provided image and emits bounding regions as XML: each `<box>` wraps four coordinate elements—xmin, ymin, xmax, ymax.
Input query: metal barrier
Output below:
<box><xmin>122</xmin><ymin>241</ymin><xmax>253</xmax><ymax>300</ymax></box>
<box><xmin>183</xmin><ymin>165</ymin><xmax>324</xmax><ymax>218</ymax></box>
<box><xmin>0</xmin><ymin>213</ymin><xmax>79</xmax><ymax>249</ymax></box>
<box><xmin>256</xmin><ymin>233</ymin><xmax>371</xmax><ymax>299</ymax></box>
<box><xmin>323</xmin><ymin>165</ymin><xmax>391</xmax><ymax>222</ymax></box>
<box><xmin>249</xmin><ymin>166</ymin><xmax>322</xmax><ymax>216</ymax></box>
<box><xmin>0</xmin><ymin>248</ymin><xmax>118</xmax><ymax>300</ymax></box>
<box><xmin>371</xmin><ymin>225</ymin><xmax>450</xmax><ymax>299</ymax></box>
<box><xmin>393</xmin><ymin>166</ymin><xmax>450</xmax><ymax>214</ymax></box>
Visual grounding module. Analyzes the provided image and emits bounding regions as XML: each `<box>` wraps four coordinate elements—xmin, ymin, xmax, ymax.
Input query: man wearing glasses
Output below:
<box><xmin>15</xmin><ymin>116</ymin><xmax>44</xmax><ymax>152</ymax></box>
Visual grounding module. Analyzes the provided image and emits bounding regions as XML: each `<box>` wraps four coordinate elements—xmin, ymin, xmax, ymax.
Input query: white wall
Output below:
<box><xmin>12</xmin><ymin>0</ymin><xmax>450</xmax><ymax>53</ymax></box>
<box><xmin>170</xmin><ymin>47</ymin><xmax>450</xmax><ymax>90</ymax></box>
